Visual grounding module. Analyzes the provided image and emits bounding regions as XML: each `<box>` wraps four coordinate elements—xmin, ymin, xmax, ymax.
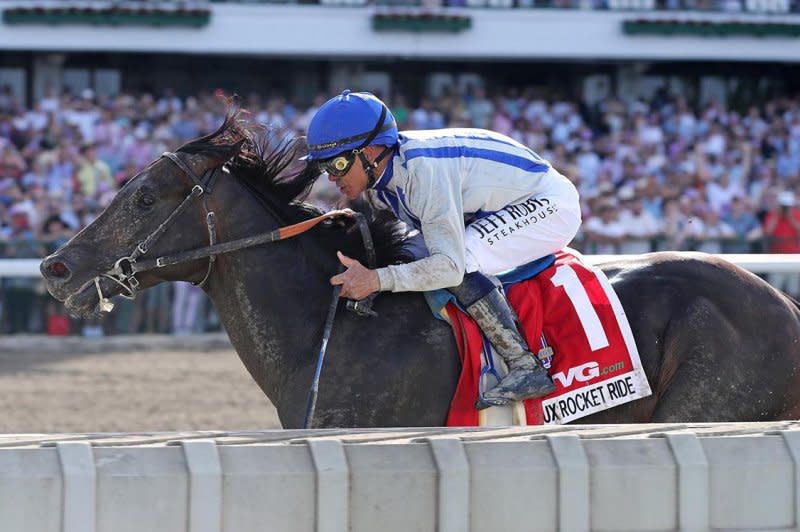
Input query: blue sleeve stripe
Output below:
<box><xmin>402</xmin><ymin>132</ymin><xmax>545</xmax><ymax>161</ymax></box>
<box><xmin>404</xmin><ymin>146</ymin><xmax>550</xmax><ymax>174</ymax></box>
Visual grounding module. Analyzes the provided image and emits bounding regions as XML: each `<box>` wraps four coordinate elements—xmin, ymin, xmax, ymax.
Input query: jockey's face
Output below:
<box><xmin>327</xmin><ymin>161</ymin><xmax>367</xmax><ymax>199</ymax></box>
<box><xmin>326</xmin><ymin>147</ymin><xmax>381</xmax><ymax>200</ymax></box>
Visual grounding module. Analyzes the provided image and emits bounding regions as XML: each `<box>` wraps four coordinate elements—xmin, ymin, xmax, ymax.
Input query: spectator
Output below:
<box><xmin>388</xmin><ymin>93</ymin><xmax>410</xmax><ymax>129</ymax></box>
<box><xmin>39</xmin><ymin>86</ymin><xmax>59</xmax><ymax>115</ymax></box>
<box><xmin>583</xmin><ymin>199</ymin><xmax>625</xmax><ymax>254</ymax></box>
<box><xmin>706</xmin><ymin>171</ymin><xmax>743</xmax><ymax>215</ymax></box>
<box><xmin>659</xmin><ymin>197</ymin><xmax>692</xmax><ymax>251</ymax></box>
<box><xmin>63</xmin><ymin>89</ymin><xmax>99</xmax><ymax>143</ymax></box>
<box><xmin>617</xmin><ymin>188</ymin><xmax>662</xmax><ymax>254</ymax></box>
<box><xmin>0</xmin><ymin>144</ymin><xmax>25</xmax><ymax>181</ymax></box>
<box><xmin>693</xmin><ymin>209</ymin><xmax>735</xmax><ymax>254</ymax></box>
<box><xmin>94</xmin><ymin>107</ymin><xmax>124</xmax><ymax>171</ymax></box>
<box><xmin>466</xmin><ymin>86</ymin><xmax>493</xmax><ymax>130</ymax></box>
<box><xmin>410</xmin><ymin>98</ymin><xmax>444</xmax><ymax>129</ymax></box>
<box><xmin>45</xmin><ymin>142</ymin><xmax>78</xmax><ymax>201</ymax></box>
<box><xmin>124</xmin><ymin>127</ymin><xmax>158</xmax><ymax>169</ymax></box>
<box><xmin>76</xmin><ymin>142</ymin><xmax>113</xmax><ymax>199</ymax></box>
<box><xmin>21</xmin><ymin>158</ymin><xmax>49</xmax><ymax>191</ymax></box>
<box><xmin>172</xmin><ymin>110</ymin><xmax>201</xmax><ymax>143</ymax></box>
<box><xmin>763</xmin><ymin>190</ymin><xmax>800</xmax><ymax>297</ymax></box>
<box><xmin>722</xmin><ymin>196</ymin><xmax>762</xmax><ymax>253</ymax></box>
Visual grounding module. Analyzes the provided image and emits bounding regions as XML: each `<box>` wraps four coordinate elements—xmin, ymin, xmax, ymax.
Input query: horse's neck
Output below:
<box><xmin>203</xmin><ymin>200</ymin><xmax>333</xmax><ymax>408</ymax></box>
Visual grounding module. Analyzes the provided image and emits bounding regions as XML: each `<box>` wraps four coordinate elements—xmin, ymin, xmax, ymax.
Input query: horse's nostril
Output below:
<box><xmin>46</xmin><ymin>261</ymin><xmax>70</xmax><ymax>279</ymax></box>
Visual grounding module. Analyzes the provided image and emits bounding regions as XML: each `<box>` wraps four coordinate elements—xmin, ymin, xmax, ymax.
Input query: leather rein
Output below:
<box><xmin>94</xmin><ymin>151</ymin><xmax>375</xmax><ymax>312</ymax></box>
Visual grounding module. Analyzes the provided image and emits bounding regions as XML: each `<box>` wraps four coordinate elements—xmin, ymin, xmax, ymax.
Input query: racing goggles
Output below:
<box><xmin>319</xmin><ymin>152</ymin><xmax>357</xmax><ymax>178</ymax></box>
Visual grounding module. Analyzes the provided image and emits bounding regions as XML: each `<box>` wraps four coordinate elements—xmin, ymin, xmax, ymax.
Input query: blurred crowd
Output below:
<box><xmin>0</xmin><ymin>82</ymin><xmax>798</xmax><ymax>334</ymax></box>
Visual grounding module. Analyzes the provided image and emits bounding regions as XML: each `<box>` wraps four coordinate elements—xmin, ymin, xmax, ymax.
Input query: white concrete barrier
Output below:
<box><xmin>1</xmin><ymin>422</ymin><xmax>800</xmax><ymax>531</ymax></box>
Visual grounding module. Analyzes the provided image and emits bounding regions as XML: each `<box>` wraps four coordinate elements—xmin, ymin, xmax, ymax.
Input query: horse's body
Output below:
<box><xmin>40</xmin><ymin>110</ymin><xmax>800</xmax><ymax>427</ymax></box>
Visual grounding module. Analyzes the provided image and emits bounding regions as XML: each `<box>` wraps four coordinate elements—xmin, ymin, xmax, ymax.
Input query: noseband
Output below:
<box><xmin>95</xmin><ymin>151</ymin><xmax>374</xmax><ymax>312</ymax></box>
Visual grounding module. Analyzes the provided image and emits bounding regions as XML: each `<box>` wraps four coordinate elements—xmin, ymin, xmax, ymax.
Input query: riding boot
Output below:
<box><xmin>464</xmin><ymin>288</ymin><xmax>555</xmax><ymax>410</ymax></box>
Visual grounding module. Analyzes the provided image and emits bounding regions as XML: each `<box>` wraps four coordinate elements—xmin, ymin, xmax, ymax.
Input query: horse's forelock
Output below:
<box><xmin>178</xmin><ymin>103</ymin><xmax>254</xmax><ymax>159</ymax></box>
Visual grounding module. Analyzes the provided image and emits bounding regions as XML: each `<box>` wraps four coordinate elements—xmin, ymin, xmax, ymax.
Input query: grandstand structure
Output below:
<box><xmin>0</xmin><ymin>0</ymin><xmax>798</xmax><ymax>106</ymax></box>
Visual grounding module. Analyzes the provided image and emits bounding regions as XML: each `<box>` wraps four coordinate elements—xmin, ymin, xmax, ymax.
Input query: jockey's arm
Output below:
<box><xmin>375</xmin><ymin>167</ymin><xmax>466</xmax><ymax>293</ymax></box>
<box><xmin>376</xmin><ymin>248</ymin><xmax>463</xmax><ymax>293</ymax></box>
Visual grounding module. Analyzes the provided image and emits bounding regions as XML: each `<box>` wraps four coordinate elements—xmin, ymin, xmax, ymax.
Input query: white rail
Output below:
<box><xmin>12</xmin><ymin>254</ymin><xmax>800</xmax><ymax>278</ymax></box>
<box><xmin>0</xmin><ymin>424</ymin><xmax>799</xmax><ymax>532</ymax></box>
<box><xmin>0</xmin><ymin>259</ymin><xmax>43</xmax><ymax>277</ymax></box>
<box><xmin>588</xmin><ymin>253</ymin><xmax>800</xmax><ymax>273</ymax></box>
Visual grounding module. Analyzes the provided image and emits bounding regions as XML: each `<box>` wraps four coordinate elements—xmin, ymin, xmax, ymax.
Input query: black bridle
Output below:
<box><xmin>95</xmin><ymin>150</ymin><xmax>376</xmax><ymax>313</ymax></box>
<box><xmin>95</xmin><ymin>151</ymin><xmax>219</xmax><ymax>311</ymax></box>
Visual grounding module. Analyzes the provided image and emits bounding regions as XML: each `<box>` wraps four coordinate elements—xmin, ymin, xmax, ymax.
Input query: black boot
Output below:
<box><xmin>464</xmin><ymin>288</ymin><xmax>555</xmax><ymax>410</ymax></box>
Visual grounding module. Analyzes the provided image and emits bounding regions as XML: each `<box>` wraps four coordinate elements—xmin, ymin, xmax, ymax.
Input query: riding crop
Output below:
<box><xmin>303</xmin><ymin>264</ymin><xmax>345</xmax><ymax>429</ymax></box>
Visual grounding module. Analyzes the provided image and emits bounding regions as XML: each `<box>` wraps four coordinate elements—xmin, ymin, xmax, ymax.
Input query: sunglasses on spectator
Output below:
<box><xmin>319</xmin><ymin>153</ymin><xmax>356</xmax><ymax>178</ymax></box>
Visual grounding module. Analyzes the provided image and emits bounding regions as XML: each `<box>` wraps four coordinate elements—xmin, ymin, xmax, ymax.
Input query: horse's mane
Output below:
<box><xmin>178</xmin><ymin>105</ymin><xmax>414</xmax><ymax>268</ymax></box>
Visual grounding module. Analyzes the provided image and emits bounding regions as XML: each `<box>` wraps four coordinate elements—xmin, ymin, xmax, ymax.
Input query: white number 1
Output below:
<box><xmin>550</xmin><ymin>264</ymin><xmax>610</xmax><ymax>351</ymax></box>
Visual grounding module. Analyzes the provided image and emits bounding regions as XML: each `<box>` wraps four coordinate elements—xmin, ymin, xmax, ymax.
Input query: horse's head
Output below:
<box><xmin>40</xmin><ymin>113</ymin><xmax>248</xmax><ymax>317</ymax></box>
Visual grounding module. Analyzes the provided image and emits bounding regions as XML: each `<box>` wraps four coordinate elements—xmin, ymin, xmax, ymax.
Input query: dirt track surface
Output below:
<box><xmin>0</xmin><ymin>334</ymin><xmax>281</xmax><ymax>434</ymax></box>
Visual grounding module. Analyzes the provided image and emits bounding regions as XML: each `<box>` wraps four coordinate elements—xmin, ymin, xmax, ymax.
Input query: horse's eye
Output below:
<box><xmin>137</xmin><ymin>193</ymin><xmax>156</xmax><ymax>208</ymax></box>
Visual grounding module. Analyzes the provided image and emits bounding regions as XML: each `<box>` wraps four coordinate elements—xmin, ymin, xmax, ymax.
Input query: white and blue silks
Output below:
<box><xmin>368</xmin><ymin>128</ymin><xmax>581</xmax><ymax>295</ymax></box>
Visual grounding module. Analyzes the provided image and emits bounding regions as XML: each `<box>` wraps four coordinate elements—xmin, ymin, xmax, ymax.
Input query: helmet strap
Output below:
<box><xmin>357</xmin><ymin>145</ymin><xmax>394</xmax><ymax>188</ymax></box>
<box><xmin>354</xmin><ymin>104</ymin><xmax>395</xmax><ymax>188</ymax></box>
<box><xmin>357</xmin><ymin>105</ymin><xmax>388</xmax><ymax>151</ymax></box>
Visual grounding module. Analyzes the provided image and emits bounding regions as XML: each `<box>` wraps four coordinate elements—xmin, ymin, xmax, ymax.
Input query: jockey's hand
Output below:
<box><xmin>330</xmin><ymin>251</ymin><xmax>380</xmax><ymax>300</ymax></box>
<box><xmin>330</xmin><ymin>208</ymin><xmax>356</xmax><ymax>228</ymax></box>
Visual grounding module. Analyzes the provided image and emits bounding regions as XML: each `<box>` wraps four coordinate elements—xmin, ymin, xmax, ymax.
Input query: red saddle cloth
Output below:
<box><xmin>445</xmin><ymin>250</ymin><xmax>651</xmax><ymax>426</ymax></box>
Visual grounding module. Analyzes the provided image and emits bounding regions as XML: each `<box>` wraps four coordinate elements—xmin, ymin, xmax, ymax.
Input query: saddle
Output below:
<box><xmin>429</xmin><ymin>249</ymin><xmax>652</xmax><ymax>426</ymax></box>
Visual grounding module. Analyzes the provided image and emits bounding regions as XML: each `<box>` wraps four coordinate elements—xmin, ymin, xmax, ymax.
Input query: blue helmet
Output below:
<box><xmin>306</xmin><ymin>90</ymin><xmax>398</xmax><ymax>161</ymax></box>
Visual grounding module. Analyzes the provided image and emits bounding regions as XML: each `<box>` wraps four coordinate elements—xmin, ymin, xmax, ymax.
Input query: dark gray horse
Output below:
<box><xmin>40</xmin><ymin>109</ymin><xmax>800</xmax><ymax>428</ymax></box>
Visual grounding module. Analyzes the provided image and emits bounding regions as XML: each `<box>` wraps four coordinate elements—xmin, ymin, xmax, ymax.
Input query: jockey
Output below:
<box><xmin>306</xmin><ymin>90</ymin><xmax>582</xmax><ymax>409</ymax></box>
